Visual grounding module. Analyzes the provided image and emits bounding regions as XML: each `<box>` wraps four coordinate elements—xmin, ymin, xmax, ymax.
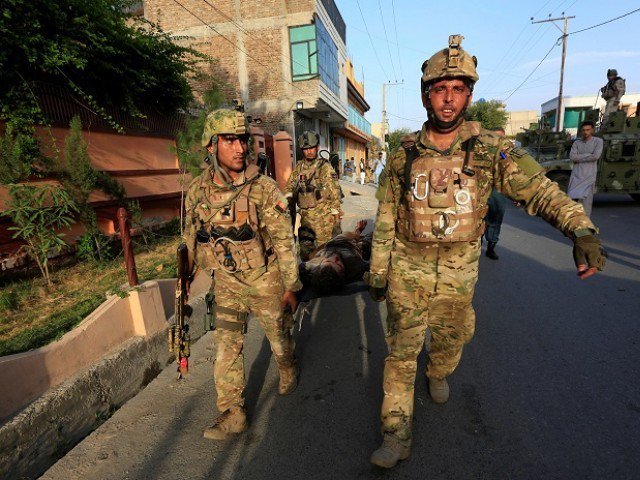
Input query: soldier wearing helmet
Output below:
<box><xmin>283</xmin><ymin>130</ymin><xmax>343</xmax><ymax>260</ymax></box>
<box><xmin>600</xmin><ymin>68</ymin><xmax>626</xmax><ymax>125</ymax></box>
<box><xmin>183</xmin><ymin>107</ymin><xmax>302</xmax><ymax>440</ymax></box>
<box><xmin>366</xmin><ymin>35</ymin><xmax>606</xmax><ymax>468</ymax></box>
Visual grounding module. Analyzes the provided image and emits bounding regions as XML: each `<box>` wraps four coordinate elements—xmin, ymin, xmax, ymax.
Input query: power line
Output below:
<box><xmin>355</xmin><ymin>0</ymin><xmax>390</xmax><ymax>81</ymax></box>
<box><xmin>568</xmin><ymin>8</ymin><xmax>640</xmax><ymax>36</ymax></box>
<box><xmin>387</xmin><ymin>111</ymin><xmax>424</xmax><ymax>123</ymax></box>
<box><xmin>199</xmin><ymin>0</ymin><xmax>310</xmax><ymax>73</ymax></box>
<box><xmin>170</xmin><ymin>0</ymin><xmax>313</xmax><ymax>98</ymax></box>
<box><xmin>377</xmin><ymin>0</ymin><xmax>398</xmax><ymax>81</ymax></box>
<box><xmin>390</xmin><ymin>0</ymin><xmax>403</xmax><ymax>81</ymax></box>
<box><xmin>504</xmin><ymin>40</ymin><xmax>558</xmax><ymax>101</ymax></box>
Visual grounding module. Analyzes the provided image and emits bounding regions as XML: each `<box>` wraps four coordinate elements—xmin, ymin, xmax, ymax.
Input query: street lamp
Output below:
<box><xmin>296</xmin><ymin>101</ymin><xmax>304</xmax><ymax>110</ymax></box>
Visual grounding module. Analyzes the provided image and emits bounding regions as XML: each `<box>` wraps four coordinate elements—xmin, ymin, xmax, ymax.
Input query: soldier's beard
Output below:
<box><xmin>426</xmin><ymin>104</ymin><xmax>467</xmax><ymax>133</ymax></box>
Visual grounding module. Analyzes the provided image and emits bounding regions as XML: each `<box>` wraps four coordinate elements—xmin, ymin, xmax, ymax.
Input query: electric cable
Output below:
<box><xmin>199</xmin><ymin>0</ymin><xmax>311</xmax><ymax>73</ymax></box>
<box><xmin>567</xmin><ymin>8</ymin><xmax>640</xmax><ymax>36</ymax></box>
<box><xmin>170</xmin><ymin>0</ymin><xmax>313</xmax><ymax>98</ymax></box>
<box><xmin>390</xmin><ymin>0</ymin><xmax>403</xmax><ymax>81</ymax></box>
<box><xmin>504</xmin><ymin>41</ymin><xmax>558</xmax><ymax>101</ymax></box>
<box><xmin>355</xmin><ymin>0</ymin><xmax>390</xmax><ymax>81</ymax></box>
<box><xmin>377</xmin><ymin>0</ymin><xmax>398</xmax><ymax>81</ymax></box>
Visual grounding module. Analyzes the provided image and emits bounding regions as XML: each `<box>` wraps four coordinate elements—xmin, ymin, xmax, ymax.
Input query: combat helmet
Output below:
<box><xmin>298</xmin><ymin>131</ymin><xmax>320</xmax><ymax>150</ymax></box>
<box><xmin>201</xmin><ymin>108</ymin><xmax>250</xmax><ymax>149</ymax></box>
<box><xmin>421</xmin><ymin>34</ymin><xmax>479</xmax><ymax>93</ymax></box>
<box><xmin>201</xmin><ymin>107</ymin><xmax>251</xmax><ymax>184</ymax></box>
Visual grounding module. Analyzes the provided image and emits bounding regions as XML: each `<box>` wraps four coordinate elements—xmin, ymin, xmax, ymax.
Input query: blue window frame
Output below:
<box><xmin>289</xmin><ymin>25</ymin><xmax>317</xmax><ymax>81</ymax></box>
<box><xmin>289</xmin><ymin>19</ymin><xmax>339</xmax><ymax>96</ymax></box>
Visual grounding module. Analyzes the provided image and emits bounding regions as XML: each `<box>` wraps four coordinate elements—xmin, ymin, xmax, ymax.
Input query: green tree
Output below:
<box><xmin>0</xmin><ymin>126</ymin><xmax>33</xmax><ymax>183</ymax></box>
<box><xmin>465</xmin><ymin>99</ymin><xmax>508</xmax><ymax>131</ymax></box>
<box><xmin>3</xmin><ymin>185</ymin><xmax>78</xmax><ymax>286</ymax></box>
<box><xmin>387</xmin><ymin>128</ymin><xmax>412</xmax><ymax>155</ymax></box>
<box><xmin>59</xmin><ymin>116</ymin><xmax>126</xmax><ymax>260</ymax></box>
<box><xmin>0</xmin><ymin>0</ymin><xmax>209</xmax><ymax>148</ymax></box>
<box><xmin>175</xmin><ymin>84</ymin><xmax>225</xmax><ymax>177</ymax></box>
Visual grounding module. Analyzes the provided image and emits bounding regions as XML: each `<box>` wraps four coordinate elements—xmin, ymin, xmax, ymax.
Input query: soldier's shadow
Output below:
<box><xmin>202</xmin><ymin>284</ymin><xmax>390</xmax><ymax>480</ymax></box>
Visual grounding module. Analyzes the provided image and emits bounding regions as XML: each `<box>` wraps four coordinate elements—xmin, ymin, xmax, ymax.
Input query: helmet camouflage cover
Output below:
<box><xmin>201</xmin><ymin>108</ymin><xmax>250</xmax><ymax>147</ymax></box>
<box><xmin>421</xmin><ymin>34</ymin><xmax>479</xmax><ymax>88</ymax></box>
<box><xmin>298</xmin><ymin>130</ymin><xmax>320</xmax><ymax>149</ymax></box>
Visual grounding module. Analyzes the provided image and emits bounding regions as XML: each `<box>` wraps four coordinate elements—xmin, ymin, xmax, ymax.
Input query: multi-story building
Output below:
<box><xmin>333</xmin><ymin>59</ymin><xmax>371</xmax><ymax>173</ymax></box>
<box><xmin>142</xmin><ymin>0</ymin><xmax>358</xmax><ymax>154</ymax></box>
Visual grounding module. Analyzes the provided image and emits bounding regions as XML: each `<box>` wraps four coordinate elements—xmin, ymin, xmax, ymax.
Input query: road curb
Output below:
<box><xmin>0</xmin><ymin>295</ymin><xmax>207</xmax><ymax>480</ymax></box>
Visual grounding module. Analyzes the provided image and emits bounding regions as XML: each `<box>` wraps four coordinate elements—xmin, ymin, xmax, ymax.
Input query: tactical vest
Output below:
<box><xmin>397</xmin><ymin>139</ymin><xmax>488</xmax><ymax>243</ymax></box>
<box><xmin>296</xmin><ymin>160</ymin><xmax>329</xmax><ymax>209</ymax></box>
<box><xmin>194</xmin><ymin>165</ymin><xmax>274</xmax><ymax>273</ymax></box>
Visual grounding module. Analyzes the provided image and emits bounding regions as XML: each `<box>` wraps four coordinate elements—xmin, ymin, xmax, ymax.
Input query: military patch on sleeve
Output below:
<box><xmin>275</xmin><ymin>199</ymin><xmax>288</xmax><ymax>214</ymax></box>
<box><xmin>505</xmin><ymin>147</ymin><xmax>544</xmax><ymax>176</ymax></box>
<box><xmin>508</xmin><ymin>147</ymin><xmax>528</xmax><ymax>158</ymax></box>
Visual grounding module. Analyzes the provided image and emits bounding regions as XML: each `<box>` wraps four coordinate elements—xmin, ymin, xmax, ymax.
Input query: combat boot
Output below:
<box><xmin>370</xmin><ymin>434</ymin><xmax>411</xmax><ymax>469</ymax></box>
<box><xmin>278</xmin><ymin>363</ymin><xmax>298</xmax><ymax>395</ymax></box>
<box><xmin>203</xmin><ymin>406</ymin><xmax>248</xmax><ymax>440</ymax></box>
<box><xmin>486</xmin><ymin>242</ymin><xmax>499</xmax><ymax>260</ymax></box>
<box><xmin>429</xmin><ymin>377</ymin><xmax>450</xmax><ymax>404</ymax></box>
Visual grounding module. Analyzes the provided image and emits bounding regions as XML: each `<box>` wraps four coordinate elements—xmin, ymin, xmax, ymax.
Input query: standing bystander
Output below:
<box><xmin>484</xmin><ymin>127</ymin><xmax>508</xmax><ymax>260</ymax></box>
<box><xmin>567</xmin><ymin>121</ymin><xmax>603</xmax><ymax>217</ymax></box>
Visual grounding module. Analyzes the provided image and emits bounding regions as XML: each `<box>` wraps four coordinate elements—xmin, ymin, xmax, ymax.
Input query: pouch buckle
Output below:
<box><xmin>412</xmin><ymin>173</ymin><xmax>429</xmax><ymax>200</ymax></box>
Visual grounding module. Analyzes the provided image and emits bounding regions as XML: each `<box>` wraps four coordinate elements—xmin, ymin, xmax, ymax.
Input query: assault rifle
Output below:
<box><xmin>170</xmin><ymin>243</ymin><xmax>192</xmax><ymax>379</ymax></box>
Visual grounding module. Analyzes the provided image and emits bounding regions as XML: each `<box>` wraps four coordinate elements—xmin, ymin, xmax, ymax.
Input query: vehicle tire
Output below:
<box><xmin>546</xmin><ymin>171</ymin><xmax>570</xmax><ymax>193</ymax></box>
<box><xmin>630</xmin><ymin>194</ymin><xmax>640</xmax><ymax>202</ymax></box>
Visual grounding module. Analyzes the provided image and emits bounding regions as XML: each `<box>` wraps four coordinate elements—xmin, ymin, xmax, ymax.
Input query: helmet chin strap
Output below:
<box><xmin>425</xmin><ymin>101</ymin><xmax>469</xmax><ymax>133</ymax></box>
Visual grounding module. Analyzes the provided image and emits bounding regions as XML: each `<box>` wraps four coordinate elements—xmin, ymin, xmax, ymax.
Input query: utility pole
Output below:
<box><xmin>532</xmin><ymin>14</ymin><xmax>575</xmax><ymax>132</ymax></box>
<box><xmin>381</xmin><ymin>81</ymin><xmax>403</xmax><ymax>150</ymax></box>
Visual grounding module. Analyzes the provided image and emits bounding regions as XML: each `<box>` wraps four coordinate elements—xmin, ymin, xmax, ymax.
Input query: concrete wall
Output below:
<box><xmin>505</xmin><ymin>110</ymin><xmax>539</xmax><ymax>137</ymax></box>
<box><xmin>0</xmin><ymin>280</ymin><xmax>168</xmax><ymax>420</ymax></box>
<box><xmin>0</xmin><ymin>272</ymin><xmax>211</xmax><ymax>479</ymax></box>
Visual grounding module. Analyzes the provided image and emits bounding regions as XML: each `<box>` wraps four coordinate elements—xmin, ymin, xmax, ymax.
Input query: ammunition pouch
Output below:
<box><xmin>297</xmin><ymin>187</ymin><xmax>325</xmax><ymax>209</ymax></box>
<box><xmin>214</xmin><ymin>305</ymin><xmax>249</xmax><ymax>333</ymax></box>
<box><xmin>398</xmin><ymin>140</ymin><xmax>487</xmax><ymax>243</ymax></box>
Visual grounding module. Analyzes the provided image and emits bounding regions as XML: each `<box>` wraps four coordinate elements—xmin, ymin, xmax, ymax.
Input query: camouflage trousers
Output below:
<box><xmin>212</xmin><ymin>264</ymin><xmax>295</xmax><ymax>413</ymax></box>
<box><xmin>298</xmin><ymin>207</ymin><xmax>341</xmax><ymax>260</ymax></box>
<box><xmin>381</xmin><ymin>238</ymin><xmax>480</xmax><ymax>442</ymax></box>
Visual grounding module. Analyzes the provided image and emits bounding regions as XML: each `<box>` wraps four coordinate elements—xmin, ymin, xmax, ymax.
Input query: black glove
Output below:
<box><xmin>573</xmin><ymin>234</ymin><xmax>607</xmax><ymax>279</ymax></box>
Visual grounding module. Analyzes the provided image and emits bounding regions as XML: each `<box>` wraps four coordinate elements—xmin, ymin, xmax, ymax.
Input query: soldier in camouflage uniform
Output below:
<box><xmin>183</xmin><ymin>108</ymin><xmax>302</xmax><ymax>440</ymax></box>
<box><xmin>600</xmin><ymin>68</ymin><xmax>626</xmax><ymax>126</ymax></box>
<box><xmin>283</xmin><ymin>131</ymin><xmax>342</xmax><ymax>260</ymax></box>
<box><xmin>365</xmin><ymin>35</ymin><xmax>607</xmax><ymax>468</ymax></box>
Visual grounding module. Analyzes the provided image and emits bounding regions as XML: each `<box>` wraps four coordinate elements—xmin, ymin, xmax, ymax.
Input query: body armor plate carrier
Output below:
<box><xmin>397</xmin><ymin>139</ymin><xmax>488</xmax><ymax>243</ymax></box>
<box><xmin>296</xmin><ymin>161</ymin><xmax>328</xmax><ymax>209</ymax></box>
<box><xmin>195</xmin><ymin>166</ymin><xmax>275</xmax><ymax>273</ymax></box>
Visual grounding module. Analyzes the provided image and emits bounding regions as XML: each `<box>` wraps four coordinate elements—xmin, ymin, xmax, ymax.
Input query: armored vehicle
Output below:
<box><xmin>519</xmin><ymin>110</ymin><xmax>640</xmax><ymax>201</ymax></box>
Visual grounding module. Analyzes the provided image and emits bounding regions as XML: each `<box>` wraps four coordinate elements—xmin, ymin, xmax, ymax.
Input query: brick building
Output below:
<box><xmin>142</xmin><ymin>0</ymin><xmax>365</xmax><ymax>157</ymax></box>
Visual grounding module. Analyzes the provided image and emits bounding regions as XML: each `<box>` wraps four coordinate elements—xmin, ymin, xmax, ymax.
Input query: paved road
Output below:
<box><xmin>42</xmin><ymin>192</ymin><xmax>640</xmax><ymax>480</ymax></box>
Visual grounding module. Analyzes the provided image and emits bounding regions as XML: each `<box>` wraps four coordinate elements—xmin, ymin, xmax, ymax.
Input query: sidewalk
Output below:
<box><xmin>41</xmin><ymin>185</ymin><xmax>383</xmax><ymax>480</ymax></box>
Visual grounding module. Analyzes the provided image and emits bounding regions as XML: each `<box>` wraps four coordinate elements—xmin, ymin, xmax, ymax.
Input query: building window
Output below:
<box><xmin>289</xmin><ymin>25</ymin><xmax>318</xmax><ymax>81</ymax></box>
<box><xmin>564</xmin><ymin>108</ymin><xmax>589</xmax><ymax>129</ymax></box>
<box><xmin>348</xmin><ymin>105</ymin><xmax>371</xmax><ymax>135</ymax></box>
<box><xmin>289</xmin><ymin>19</ymin><xmax>339</xmax><ymax>96</ymax></box>
<box><xmin>315</xmin><ymin>18</ymin><xmax>339</xmax><ymax>96</ymax></box>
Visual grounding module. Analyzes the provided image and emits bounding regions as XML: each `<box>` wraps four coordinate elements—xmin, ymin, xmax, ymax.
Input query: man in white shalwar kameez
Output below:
<box><xmin>567</xmin><ymin>120</ymin><xmax>603</xmax><ymax>217</ymax></box>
